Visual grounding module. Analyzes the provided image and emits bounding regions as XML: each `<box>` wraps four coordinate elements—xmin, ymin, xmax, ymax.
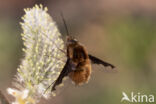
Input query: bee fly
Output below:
<box><xmin>50</xmin><ymin>14</ymin><xmax>115</xmax><ymax>92</ymax></box>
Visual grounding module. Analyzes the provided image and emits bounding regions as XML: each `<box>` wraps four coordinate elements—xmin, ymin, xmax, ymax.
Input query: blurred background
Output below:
<box><xmin>0</xmin><ymin>0</ymin><xmax>156</xmax><ymax>104</ymax></box>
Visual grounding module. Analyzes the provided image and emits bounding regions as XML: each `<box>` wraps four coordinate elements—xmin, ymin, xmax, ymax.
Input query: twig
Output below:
<box><xmin>0</xmin><ymin>90</ymin><xmax>9</xmax><ymax>104</ymax></box>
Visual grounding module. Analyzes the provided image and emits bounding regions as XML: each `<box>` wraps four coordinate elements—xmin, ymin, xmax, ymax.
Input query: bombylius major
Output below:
<box><xmin>50</xmin><ymin>14</ymin><xmax>115</xmax><ymax>92</ymax></box>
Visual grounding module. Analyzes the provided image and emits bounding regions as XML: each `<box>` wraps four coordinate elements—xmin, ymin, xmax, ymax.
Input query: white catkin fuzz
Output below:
<box><xmin>7</xmin><ymin>4</ymin><xmax>66</xmax><ymax>104</ymax></box>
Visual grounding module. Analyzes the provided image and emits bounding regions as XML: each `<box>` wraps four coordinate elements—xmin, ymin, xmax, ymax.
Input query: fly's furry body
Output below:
<box><xmin>51</xmin><ymin>36</ymin><xmax>115</xmax><ymax>91</ymax></box>
<box><xmin>67</xmin><ymin>38</ymin><xmax>92</xmax><ymax>85</ymax></box>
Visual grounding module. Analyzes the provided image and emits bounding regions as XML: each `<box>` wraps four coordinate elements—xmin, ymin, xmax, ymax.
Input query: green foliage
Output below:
<box><xmin>107</xmin><ymin>16</ymin><xmax>156</xmax><ymax>68</ymax></box>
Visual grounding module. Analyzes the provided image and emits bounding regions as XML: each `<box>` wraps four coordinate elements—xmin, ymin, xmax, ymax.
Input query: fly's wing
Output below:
<box><xmin>89</xmin><ymin>54</ymin><xmax>115</xmax><ymax>68</ymax></box>
<box><xmin>51</xmin><ymin>58</ymin><xmax>72</xmax><ymax>91</ymax></box>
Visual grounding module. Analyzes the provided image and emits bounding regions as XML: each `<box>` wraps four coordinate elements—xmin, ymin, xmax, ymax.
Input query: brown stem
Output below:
<box><xmin>0</xmin><ymin>90</ymin><xmax>10</xmax><ymax>104</ymax></box>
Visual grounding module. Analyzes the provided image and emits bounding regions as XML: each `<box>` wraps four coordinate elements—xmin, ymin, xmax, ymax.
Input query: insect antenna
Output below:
<box><xmin>60</xmin><ymin>12</ymin><xmax>70</xmax><ymax>36</ymax></box>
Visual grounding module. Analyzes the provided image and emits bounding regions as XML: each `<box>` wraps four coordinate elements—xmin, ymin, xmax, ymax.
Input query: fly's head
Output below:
<box><xmin>66</xmin><ymin>36</ymin><xmax>78</xmax><ymax>46</ymax></box>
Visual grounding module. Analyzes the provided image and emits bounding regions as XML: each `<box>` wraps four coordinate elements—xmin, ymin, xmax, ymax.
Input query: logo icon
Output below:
<box><xmin>121</xmin><ymin>92</ymin><xmax>131</xmax><ymax>102</ymax></box>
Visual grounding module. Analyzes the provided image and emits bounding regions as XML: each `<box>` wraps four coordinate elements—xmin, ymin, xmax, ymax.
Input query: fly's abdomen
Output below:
<box><xmin>69</xmin><ymin>62</ymin><xmax>91</xmax><ymax>85</ymax></box>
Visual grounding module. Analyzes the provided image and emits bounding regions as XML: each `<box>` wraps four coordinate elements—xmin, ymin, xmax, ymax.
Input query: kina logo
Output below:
<box><xmin>121</xmin><ymin>92</ymin><xmax>154</xmax><ymax>103</ymax></box>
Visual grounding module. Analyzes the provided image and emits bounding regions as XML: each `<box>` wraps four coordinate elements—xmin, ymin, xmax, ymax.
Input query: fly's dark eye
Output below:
<box><xmin>69</xmin><ymin>39</ymin><xmax>77</xmax><ymax>43</ymax></box>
